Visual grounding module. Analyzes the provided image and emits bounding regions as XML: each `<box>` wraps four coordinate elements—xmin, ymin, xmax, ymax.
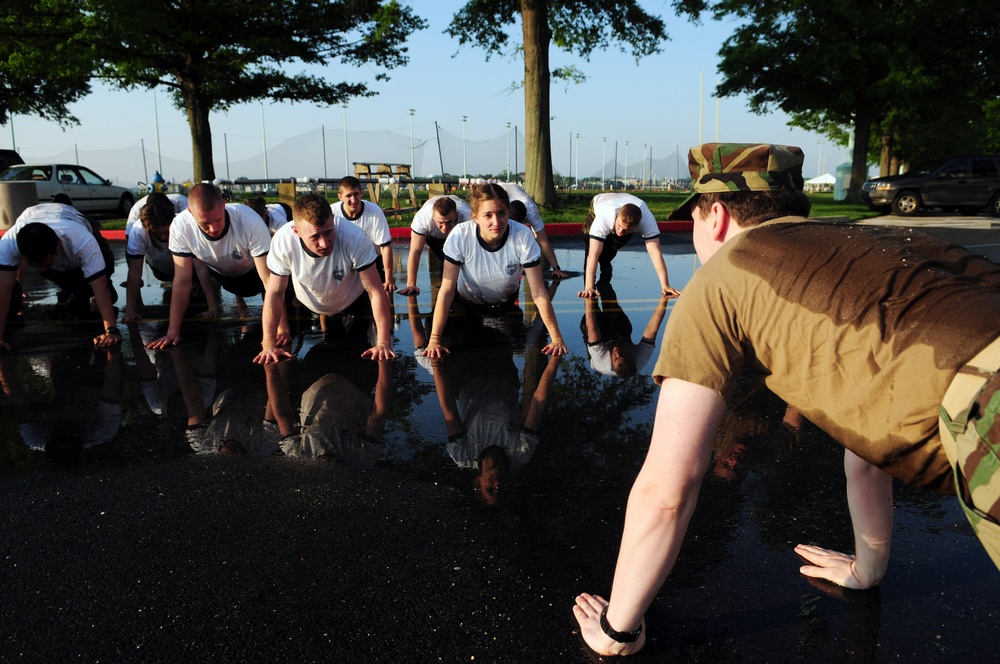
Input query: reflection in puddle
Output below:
<box><xmin>1</xmin><ymin>237</ymin><xmax>996</xmax><ymax>661</ymax></box>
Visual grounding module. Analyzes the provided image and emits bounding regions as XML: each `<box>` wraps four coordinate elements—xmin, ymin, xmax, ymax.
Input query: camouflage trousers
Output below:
<box><xmin>939</xmin><ymin>335</ymin><xmax>1000</xmax><ymax>570</ymax></box>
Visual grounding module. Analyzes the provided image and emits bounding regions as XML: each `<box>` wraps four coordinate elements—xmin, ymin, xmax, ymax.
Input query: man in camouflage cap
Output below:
<box><xmin>573</xmin><ymin>142</ymin><xmax>1000</xmax><ymax>656</ymax></box>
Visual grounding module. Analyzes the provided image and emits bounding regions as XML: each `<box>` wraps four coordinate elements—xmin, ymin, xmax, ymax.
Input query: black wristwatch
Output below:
<box><xmin>600</xmin><ymin>606</ymin><xmax>642</xmax><ymax>643</ymax></box>
<box><xmin>105</xmin><ymin>326</ymin><xmax>121</xmax><ymax>336</ymax></box>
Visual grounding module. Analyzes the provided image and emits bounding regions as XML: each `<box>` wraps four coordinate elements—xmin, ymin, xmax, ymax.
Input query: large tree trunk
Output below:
<box><xmin>879</xmin><ymin>131</ymin><xmax>891</xmax><ymax>177</ymax></box>
<box><xmin>847</xmin><ymin>113</ymin><xmax>872</xmax><ymax>203</ymax></box>
<box><xmin>521</xmin><ymin>0</ymin><xmax>558</xmax><ymax>208</ymax></box>
<box><xmin>184</xmin><ymin>83</ymin><xmax>215</xmax><ymax>183</ymax></box>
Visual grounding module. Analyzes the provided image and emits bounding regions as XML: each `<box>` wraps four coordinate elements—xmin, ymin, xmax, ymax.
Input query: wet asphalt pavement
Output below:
<box><xmin>2</xmin><ymin>218</ymin><xmax>1000</xmax><ymax>662</ymax></box>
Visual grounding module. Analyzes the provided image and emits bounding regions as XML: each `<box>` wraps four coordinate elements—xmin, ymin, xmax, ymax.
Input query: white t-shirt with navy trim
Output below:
<box><xmin>0</xmin><ymin>203</ymin><xmax>108</xmax><ymax>279</ymax></box>
<box><xmin>443</xmin><ymin>221</ymin><xmax>541</xmax><ymax>306</ymax></box>
<box><xmin>265</xmin><ymin>204</ymin><xmax>289</xmax><ymax>234</ymax></box>
<box><xmin>331</xmin><ymin>200</ymin><xmax>391</xmax><ymax>247</ymax></box>
<box><xmin>168</xmin><ymin>204</ymin><xmax>271</xmax><ymax>277</ymax></box>
<box><xmin>588</xmin><ymin>193</ymin><xmax>659</xmax><ymax>241</ymax></box>
<box><xmin>497</xmin><ymin>183</ymin><xmax>544</xmax><ymax>233</ymax></box>
<box><xmin>410</xmin><ymin>195</ymin><xmax>472</xmax><ymax>240</ymax></box>
<box><xmin>126</xmin><ymin>195</ymin><xmax>189</xmax><ymax>274</ymax></box>
<box><xmin>125</xmin><ymin>194</ymin><xmax>189</xmax><ymax>233</ymax></box>
<box><xmin>266</xmin><ymin>217</ymin><xmax>377</xmax><ymax>315</ymax></box>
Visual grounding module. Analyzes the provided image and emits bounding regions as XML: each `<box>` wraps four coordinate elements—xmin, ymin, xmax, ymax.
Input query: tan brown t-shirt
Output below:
<box><xmin>654</xmin><ymin>218</ymin><xmax>1000</xmax><ymax>492</ymax></box>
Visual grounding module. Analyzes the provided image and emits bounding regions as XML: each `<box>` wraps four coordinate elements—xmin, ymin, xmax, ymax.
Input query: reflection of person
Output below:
<box><xmin>147</xmin><ymin>183</ymin><xmax>288</xmax><ymax>349</ymax></box>
<box><xmin>397</xmin><ymin>195</ymin><xmax>472</xmax><ymax>296</ymax></box>
<box><xmin>578</xmin><ymin>192</ymin><xmax>678</xmax><ymax>299</ymax></box>
<box><xmin>432</xmin><ymin>327</ymin><xmax>561</xmax><ymax>506</ymax></box>
<box><xmin>253</xmin><ymin>194</ymin><xmax>395</xmax><ymax>364</ymax></box>
<box><xmin>280</xmin><ymin>359</ymin><xmax>393</xmax><ymax>462</ymax></box>
<box><xmin>574</xmin><ymin>143</ymin><xmax>1000</xmax><ymax>656</ymax></box>
<box><xmin>0</xmin><ymin>202</ymin><xmax>120</xmax><ymax>351</ymax></box>
<box><xmin>123</xmin><ymin>193</ymin><xmax>217</xmax><ymax>323</ymax></box>
<box><xmin>424</xmin><ymin>184</ymin><xmax>567</xmax><ymax>359</ymax></box>
<box><xmin>332</xmin><ymin>176</ymin><xmax>396</xmax><ymax>293</ymax></box>
<box><xmin>496</xmin><ymin>182</ymin><xmax>569</xmax><ymax>279</ymax></box>
<box><xmin>0</xmin><ymin>348</ymin><xmax>123</xmax><ymax>462</ymax></box>
<box><xmin>581</xmin><ymin>283</ymin><xmax>670</xmax><ymax>378</ymax></box>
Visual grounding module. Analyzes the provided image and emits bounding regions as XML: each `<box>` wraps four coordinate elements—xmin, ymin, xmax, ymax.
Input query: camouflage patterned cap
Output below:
<box><xmin>667</xmin><ymin>143</ymin><xmax>805</xmax><ymax>221</ymax></box>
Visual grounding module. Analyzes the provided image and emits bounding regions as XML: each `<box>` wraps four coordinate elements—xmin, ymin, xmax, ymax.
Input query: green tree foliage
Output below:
<box><xmin>447</xmin><ymin>0</ymin><xmax>666</xmax><ymax>208</ymax></box>
<box><xmin>676</xmin><ymin>0</ymin><xmax>1000</xmax><ymax>200</ymax></box>
<box><xmin>0</xmin><ymin>0</ymin><xmax>91</xmax><ymax>125</ymax></box>
<box><xmin>1</xmin><ymin>0</ymin><xmax>426</xmax><ymax>182</ymax></box>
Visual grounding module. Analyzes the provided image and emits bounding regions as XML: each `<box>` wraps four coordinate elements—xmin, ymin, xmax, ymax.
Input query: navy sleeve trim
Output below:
<box><xmin>170</xmin><ymin>250</ymin><xmax>194</xmax><ymax>258</ymax></box>
<box><xmin>444</xmin><ymin>255</ymin><xmax>463</xmax><ymax>266</ymax></box>
<box><xmin>523</xmin><ymin>258</ymin><xmax>541</xmax><ymax>269</ymax></box>
<box><xmin>85</xmin><ymin>267</ymin><xmax>111</xmax><ymax>282</ymax></box>
<box><xmin>357</xmin><ymin>260</ymin><xmax>377</xmax><ymax>272</ymax></box>
<box><xmin>0</xmin><ymin>264</ymin><xmax>19</xmax><ymax>272</ymax></box>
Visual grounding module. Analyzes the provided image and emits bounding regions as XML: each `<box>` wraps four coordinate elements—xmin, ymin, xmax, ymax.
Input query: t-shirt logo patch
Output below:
<box><xmin>231</xmin><ymin>248</ymin><xmax>244</xmax><ymax>261</ymax></box>
<box><xmin>505</xmin><ymin>263</ymin><xmax>518</xmax><ymax>276</ymax></box>
<box><xmin>333</xmin><ymin>267</ymin><xmax>345</xmax><ymax>281</ymax></box>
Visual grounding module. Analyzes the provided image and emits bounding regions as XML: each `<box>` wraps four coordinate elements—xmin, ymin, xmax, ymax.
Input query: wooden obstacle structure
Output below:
<box><xmin>353</xmin><ymin>163</ymin><xmax>418</xmax><ymax>218</ymax></box>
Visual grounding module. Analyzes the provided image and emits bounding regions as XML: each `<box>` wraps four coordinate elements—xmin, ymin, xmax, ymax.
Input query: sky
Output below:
<box><xmin>2</xmin><ymin>1</ymin><xmax>848</xmax><ymax>186</ymax></box>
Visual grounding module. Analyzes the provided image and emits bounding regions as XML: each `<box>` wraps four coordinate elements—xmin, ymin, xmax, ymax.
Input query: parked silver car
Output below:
<box><xmin>0</xmin><ymin>163</ymin><xmax>136</xmax><ymax>216</ymax></box>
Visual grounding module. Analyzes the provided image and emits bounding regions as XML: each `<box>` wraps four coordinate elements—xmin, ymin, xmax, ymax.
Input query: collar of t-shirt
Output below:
<box><xmin>342</xmin><ymin>202</ymin><xmax>364</xmax><ymax>221</ymax></box>
<box><xmin>198</xmin><ymin>209</ymin><xmax>231</xmax><ymax>242</ymax></box>
<box><xmin>475</xmin><ymin>224</ymin><xmax>510</xmax><ymax>252</ymax></box>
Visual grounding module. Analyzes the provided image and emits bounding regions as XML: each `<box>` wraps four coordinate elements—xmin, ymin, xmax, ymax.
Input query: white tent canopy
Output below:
<box><xmin>805</xmin><ymin>173</ymin><xmax>836</xmax><ymax>185</ymax></box>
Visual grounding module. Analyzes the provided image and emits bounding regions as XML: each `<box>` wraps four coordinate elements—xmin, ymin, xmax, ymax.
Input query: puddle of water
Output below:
<box><xmin>1</xmin><ymin>235</ymin><xmax>997</xmax><ymax>661</ymax></box>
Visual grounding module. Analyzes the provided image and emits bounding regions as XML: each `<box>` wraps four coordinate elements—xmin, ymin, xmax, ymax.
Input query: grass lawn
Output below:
<box><xmin>97</xmin><ymin>189</ymin><xmax>880</xmax><ymax>231</ymax></box>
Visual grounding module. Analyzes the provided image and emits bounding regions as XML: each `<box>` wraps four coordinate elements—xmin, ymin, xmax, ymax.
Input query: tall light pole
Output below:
<box><xmin>575</xmin><ymin>133</ymin><xmax>580</xmax><ymax>188</ymax></box>
<box><xmin>342</xmin><ymin>104</ymin><xmax>349</xmax><ymax>177</ymax></box>
<box><xmin>625</xmin><ymin>141</ymin><xmax>629</xmax><ymax>188</ymax></box>
<box><xmin>153</xmin><ymin>91</ymin><xmax>163</xmax><ymax>174</ymax></box>
<box><xmin>260</xmin><ymin>101</ymin><xmax>269</xmax><ymax>180</ymax></box>
<box><xmin>602</xmin><ymin>137</ymin><xmax>606</xmax><ymax>188</ymax></box>
<box><xmin>461</xmin><ymin>115</ymin><xmax>468</xmax><ymax>180</ymax></box>
<box><xmin>408</xmin><ymin>108</ymin><xmax>415</xmax><ymax>175</ymax></box>
<box><xmin>642</xmin><ymin>143</ymin><xmax>647</xmax><ymax>187</ymax></box>
<box><xmin>506</xmin><ymin>122</ymin><xmax>511</xmax><ymax>180</ymax></box>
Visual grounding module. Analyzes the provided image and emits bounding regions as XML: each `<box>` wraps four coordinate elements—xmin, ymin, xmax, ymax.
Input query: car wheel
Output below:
<box><xmin>117</xmin><ymin>193</ymin><xmax>135</xmax><ymax>218</ymax></box>
<box><xmin>989</xmin><ymin>193</ymin><xmax>1000</xmax><ymax>218</ymax></box>
<box><xmin>959</xmin><ymin>206</ymin><xmax>981</xmax><ymax>216</ymax></box>
<box><xmin>891</xmin><ymin>190</ymin><xmax>922</xmax><ymax>216</ymax></box>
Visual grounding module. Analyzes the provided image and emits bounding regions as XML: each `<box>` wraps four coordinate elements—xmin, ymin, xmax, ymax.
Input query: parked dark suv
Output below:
<box><xmin>860</xmin><ymin>155</ymin><xmax>1000</xmax><ymax>217</ymax></box>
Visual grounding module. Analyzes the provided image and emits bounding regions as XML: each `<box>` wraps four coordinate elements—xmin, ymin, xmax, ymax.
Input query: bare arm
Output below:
<box><xmin>254</xmin><ymin>255</ymin><xmax>290</xmax><ymax>344</ymax></box>
<box><xmin>147</xmin><ymin>255</ymin><xmax>192</xmax><ymax>349</ymax></box>
<box><xmin>0</xmin><ymin>270</ymin><xmax>16</xmax><ymax>351</ymax></box>
<box><xmin>795</xmin><ymin>449</ymin><xmax>893</xmax><ymax>589</ymax></box>
<box><xmin>533</xmin><ymin>229</ymin><xmax>568</xmax><ymax>279</ymax></box>
<box><xmin>380</xmin><ymin>244</ymin><xmax>396</xmax><ymax>293</ymax></box>
<box><xmin>253</xmin><ymin>272</ymin><xmax>292</xmax><ymax>364</ymax></box>
<box><xmin>123</xmin><ymin>256</ymin><xmax>145</xmax><ymax>322</ymax></box>
<box><xmin>425</xmin><ymin>261</ymin><xmax>460</xmax><ymax>359</ymax></box>
<box><xmin>644</xmin><ymin>238</ymin><xmax>679</xmax><ymax>297</ymax></box>
<box><xmin>574</xmin><ymin>379</ymin><xmax>725</xmax><ymax>656</ymax></box>
<box><xmin>406</xmin><ymin>295</ymin><xmax>428</xmax><ymax>349</ymax></box>
<box><xmin>397</xmin><ymin>235</ymin><xmax>427</xmax><ymax>296</ymax></box>
<box><xmin>90</xmin><ymin>276</ymin><xmax>121</xmax><ymax>348</ymax></box>
<box><xmin>192</xmin><ymin>258</ymin><xmax>220</xmax><ymax>319</ymax></box>
<box><xmin>640</xmin><ymin>294</ymin><xmax>671</xmax><ymax>342</ymax></box>
<box><xmin>579</xmin><ymin>237</ymin><xmax>604</xmax><ymax>298</ymax></box>
<box><xmin>523</xmin><ymin>265</ymin><xmax>566</xmax><ymax>356</ymax></box>
<box><xmin>359</xmin><ymin>266</ymin><xmax>396</xmax><ymax>360</ymax></box>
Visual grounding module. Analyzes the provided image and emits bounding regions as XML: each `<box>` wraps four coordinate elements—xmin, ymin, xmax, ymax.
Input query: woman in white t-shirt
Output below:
<box><xmin>424</xmin><ymin>183</ymin><xmax>567</xmax><ymax>359</ymax></box>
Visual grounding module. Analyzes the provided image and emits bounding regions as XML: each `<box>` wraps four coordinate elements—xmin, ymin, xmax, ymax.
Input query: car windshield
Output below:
<box><xmin>0</xmin><ymin>165</ymin><xmax>51</xmax><ymax>181</ymax></box>
<box><xmin>909</xmin><ymin>160</ymin><xmax>946</xmax><ymax>176</ymax></box>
